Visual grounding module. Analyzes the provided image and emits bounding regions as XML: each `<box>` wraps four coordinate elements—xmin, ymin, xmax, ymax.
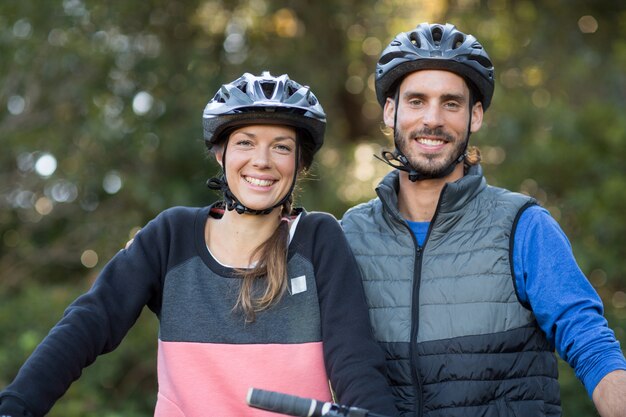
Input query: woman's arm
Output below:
<box><xmin>0</xmin><ymin>213</ymin><xmax>167</xmax><ymax>417</ymax></box>
<box><xmin>310</xmin><ymin>213</ymin><xmax>398</xmax><ymax>416</ymax></box>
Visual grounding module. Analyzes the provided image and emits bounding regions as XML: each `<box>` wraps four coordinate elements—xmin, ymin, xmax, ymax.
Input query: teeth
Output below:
<box><xmin>245</xmin><ymin>176</ymin><xmax>274</xmax><ymax>186</ymax></box>
<box><xmin>418</xmin><ymin>138</ymin><xmax>445</xmax><ymax>146</ymax></box>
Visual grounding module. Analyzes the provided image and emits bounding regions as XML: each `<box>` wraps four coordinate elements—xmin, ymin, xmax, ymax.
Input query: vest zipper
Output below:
<box><xmin>405</xmin><ymin>184</ymin><xmax>447</xmax><ymax>417</ymax></box>
<box><xmin>409</xmin><ymin>242</ymin><xmax>424</xmax><ymax>417</ymax></box>
<box><xmin>378</xmin><ymin>180</ymin><xmax>447</xmax><ymax>417</ymax></box>
<box><xmin>398</xmin><ymin>220</ymin><xmax>426</xmax><ymax>417</ymax></box>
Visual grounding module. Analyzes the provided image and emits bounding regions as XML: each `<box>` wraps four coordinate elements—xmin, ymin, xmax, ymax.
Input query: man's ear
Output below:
<box><xmin>383</xmin><ymin>97</ymin><xmax>396</xmax><ymax>129</ymax></box>
<box><xmin>470</xmin><ymin>101</ymin><xmax>484</xmax><ymax>133</ymax></box>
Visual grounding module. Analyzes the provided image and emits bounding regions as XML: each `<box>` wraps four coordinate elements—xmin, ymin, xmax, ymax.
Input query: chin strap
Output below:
<box><xmin>374</xmin><ymin>148</ymin><xmax>465</xmax><ymax>182</ymax></box>
<box><xmin>206</xmin><ymin>138</ymin><xmax>300</xmax><ymax>216</ymax></box>
<box><xmin>206</xmin><ymin>176</ymin><xmax>277</xmax><ymax>215</ymax></box>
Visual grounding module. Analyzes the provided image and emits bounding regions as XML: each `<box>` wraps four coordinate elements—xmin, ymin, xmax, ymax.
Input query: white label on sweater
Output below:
<box><xmin>290</xmin><ymin>275</ymin><xmax>307</xmax><ymax>295</ymax></box>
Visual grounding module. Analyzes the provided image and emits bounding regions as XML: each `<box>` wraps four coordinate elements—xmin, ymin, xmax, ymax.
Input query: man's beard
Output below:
<box><xmin>394</xmin><ymin>126</ymin><xmax>467</xmax><ymax>179</ymax></box>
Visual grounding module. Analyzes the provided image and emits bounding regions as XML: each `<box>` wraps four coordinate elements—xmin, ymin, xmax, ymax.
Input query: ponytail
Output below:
<box><xmin>234</xmin><ymin>200</ymin><xmax>293</xmax><ymax>322</ymax></box>
<box><xmin>232</xmin><ymin>129</ymin><xmax>314</xmax><ymax>322</ymax></box>
<box><xmin>465</xmin><ymin>145</ymin><xmax>481</xmax><ymax>166</ymax></box>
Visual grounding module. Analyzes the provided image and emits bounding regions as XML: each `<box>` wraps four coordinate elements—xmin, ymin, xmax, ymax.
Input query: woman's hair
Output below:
<box><xmin>214</xmin><ymin>128</ymin><xmax>315</xmax><ymax>322</ymax></box>
<box><xmin>235</xmin><ymin>200</ymin><xmax>292</xmax><ymax>322</ymax></box>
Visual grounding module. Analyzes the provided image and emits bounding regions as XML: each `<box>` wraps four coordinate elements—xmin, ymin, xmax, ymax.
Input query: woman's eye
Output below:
<box><xmin>274</xmin><ymin>144</ymin><xmax>293</xmax><ymax>153</ymax></box>
<box><xmin>235</xmin><ymin>139</ymin><xmax>253</xmax><ymax>146</ymax></box>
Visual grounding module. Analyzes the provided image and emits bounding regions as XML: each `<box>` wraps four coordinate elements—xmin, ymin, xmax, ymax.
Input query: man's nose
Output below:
<box><xmin>421</xmin><ymin>104</ymin><xmax>444</xmax><ymax>128</ymax></box>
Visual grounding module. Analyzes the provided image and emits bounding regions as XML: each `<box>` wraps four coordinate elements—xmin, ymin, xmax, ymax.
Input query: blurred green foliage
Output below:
<box><xmin>1</xmin><ymin>0</ymin><xmax>625</xmax><ymax>415</ymax></box>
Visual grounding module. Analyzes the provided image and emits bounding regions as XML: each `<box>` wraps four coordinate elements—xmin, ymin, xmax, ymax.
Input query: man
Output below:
<box><xmin>341</xmin><ymin>22</ymin><xmax>626</xmax><ymax>417</ymax></box>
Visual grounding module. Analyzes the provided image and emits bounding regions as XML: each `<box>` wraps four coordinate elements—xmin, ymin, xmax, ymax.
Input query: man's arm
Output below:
<box><xmin>513</xmin><ymin>206</ymin><xmax>626</xmax><ymax>398</ymax></box>
<box><xmin>593</xmin><ymin>370</ymin><xmax>626</xmax><ymax>417</ymax></box>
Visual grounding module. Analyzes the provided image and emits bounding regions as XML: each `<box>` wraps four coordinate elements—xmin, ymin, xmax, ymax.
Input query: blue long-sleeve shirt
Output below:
<box><xmin>407</xmin><ymin>205</ymin><xmax>626</xmax><ymax>397</ymax></box>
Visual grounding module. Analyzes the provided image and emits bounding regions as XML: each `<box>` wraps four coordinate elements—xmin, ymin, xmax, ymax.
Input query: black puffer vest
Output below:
<box><xmin>342</xmin><ymin>166</ymin><xmax>561</xmax><ymax>417</ymax></box>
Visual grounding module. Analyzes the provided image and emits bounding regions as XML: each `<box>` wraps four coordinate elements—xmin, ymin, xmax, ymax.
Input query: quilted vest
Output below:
<box><xmin>342</xmin><ymin>166</ymin><xmax>561</xmax><ymax>417</ymax></box>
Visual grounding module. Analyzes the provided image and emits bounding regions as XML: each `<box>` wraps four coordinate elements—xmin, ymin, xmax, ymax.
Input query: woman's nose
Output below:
<box><xmin>251</xmin><ymin>147</ymin><xmax>271</xmax><ymax>168</ymax></box>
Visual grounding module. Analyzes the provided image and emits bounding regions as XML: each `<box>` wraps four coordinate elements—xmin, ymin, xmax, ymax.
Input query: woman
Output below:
<box><xmin>0</xmin><ymin>72</ymin><xmax>398</xmax><ymax>417</ymax></box>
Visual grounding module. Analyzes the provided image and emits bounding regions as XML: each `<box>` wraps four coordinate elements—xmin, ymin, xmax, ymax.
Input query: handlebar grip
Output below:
<box><xmin>246</xmin><ymin>388</ymin><xmax>329</xmax><ymax>416</ymax></box>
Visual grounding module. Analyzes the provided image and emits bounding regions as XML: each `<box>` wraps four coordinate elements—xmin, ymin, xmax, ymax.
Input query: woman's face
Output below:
<box><xmin>216</xmin><ymin>124</ymin><xmax>297</xmax><ymax>213</ymax></box>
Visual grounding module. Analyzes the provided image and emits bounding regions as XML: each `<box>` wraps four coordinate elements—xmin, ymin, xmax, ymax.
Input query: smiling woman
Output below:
<box><xmin>207</xmin><ymin>123</ymin><xmax>301</xmax><ymax>318</ymax></box>
<box><xmin>0</xmin><ymin>72</ymin><xmax>399</xmax><ymax>417</ymax></box>
<box><xmin>202</xmin><ymin>72</ymin><xmax>326</xmax><ymax>322</ymax></box>
<box><xmin>215</xmin><ymin>125</ymin><xmax>298</xmax><ymax>216</ymax></box>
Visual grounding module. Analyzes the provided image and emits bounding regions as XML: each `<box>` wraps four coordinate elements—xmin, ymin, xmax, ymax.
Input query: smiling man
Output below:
<box><xmin>341</xmin><ymin>22</ymin><xmax>626</xmax><ymax>417</ymax></box>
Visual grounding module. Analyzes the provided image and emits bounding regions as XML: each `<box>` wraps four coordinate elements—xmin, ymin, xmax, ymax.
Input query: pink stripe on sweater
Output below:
<box><xmin>155</xmin><ymin>340</ymin><xmax>332</xmax><ymax>417</ymax></box>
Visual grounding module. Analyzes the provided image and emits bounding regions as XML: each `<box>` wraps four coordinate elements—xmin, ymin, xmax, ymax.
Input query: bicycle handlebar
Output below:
<box><xmin>246</xmin><ymin>387</ymin><xmax>390</xmax><ymax>417</ymax></box>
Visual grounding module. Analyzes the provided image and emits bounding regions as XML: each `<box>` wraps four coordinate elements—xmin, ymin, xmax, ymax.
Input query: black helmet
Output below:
<box><xmin>203</xmin><ymin>71</ymin><xmax>326</xmax><ymax>153</ymax></box>
<box><xmin>375</xmin><ymin>23</ymin><xmax>495</xmax><ymax>110</ymax></box>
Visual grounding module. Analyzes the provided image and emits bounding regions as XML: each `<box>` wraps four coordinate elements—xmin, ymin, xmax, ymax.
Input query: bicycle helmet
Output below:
<box><xmin>375</xmin><ymin>23</ymin><xmax>495</xmax><ymax>110</ymax></box>
<box><xmin>203</xmin><ymin>72</ymin><xmax>326</xmax><ymax>215</ymax></box>
<box><xmin>203</xmin><ymin>71</ymin><xmax>326</xmax><ymax>153</ymax></box>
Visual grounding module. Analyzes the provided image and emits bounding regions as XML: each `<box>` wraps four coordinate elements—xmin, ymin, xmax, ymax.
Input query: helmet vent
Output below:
<box><xmin>469</xmin><ymin>54</ymin><xmax>493</xmax><ymax>70</ymax></box>
<box><xmin>452</xmin><ymin>33</ymin><xmax>465</xmax><ymax>49</ymax></box>
<box><xmin>215</xmin><ymin>92</ymin><xmax>226</xmax><ymax>103</ymax></box>
<box><xmin>379</xmin><ymin>51</ymin><xmax>406</xmax><ymax>65</ymax></box>
<box><xmin>431</xmin><ymin>26</ymin><xmax>443</xmax><ymax>45</ymax></box>
<box><xmin>261</xmin><ymin>81</ymin><xmax>275</xmax><ymax>99</ymax></box>
<box><xmin>286</xmin><ymin>83</ymin><xmax>298</xmax><ymax>97</ymax></box>
<box><xmin>409</xmin><ymin>31</ymin><xmax>420</xmax><ymax>47</ymax></box>
<box><xmin>235</xmin><ymin>81</ymin><xmax>247</xmax><ymax>94</ymax></box>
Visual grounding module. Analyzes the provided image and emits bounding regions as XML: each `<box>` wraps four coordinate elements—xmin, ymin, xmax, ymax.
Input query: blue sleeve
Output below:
<box><xmin>513</xmin><ymin>205</ymin><xmax>626</xmax><ymax>397</ymax></box>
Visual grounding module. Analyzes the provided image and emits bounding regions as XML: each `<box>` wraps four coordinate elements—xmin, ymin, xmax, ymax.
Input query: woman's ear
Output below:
<box><xmin>212</xmin><ymin>144</ymin><xmax>224</xmax><ymax>167</ymax></box>
<box><xmin>214</xmin><ymin>151</ymin><xmax>223</xmax><ymax>167</ymax></box>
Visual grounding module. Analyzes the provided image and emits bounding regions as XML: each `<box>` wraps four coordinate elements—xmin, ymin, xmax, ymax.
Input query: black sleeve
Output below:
<box><xmin>308</xmin><ymin>213</ymin><xmax>399</xmax><ymax>416</ymax></box>
<box><xmin>0</xmin><ymin>395</ymin><xmax>34</xmax><ymax>417</ymax></box>
<box><xmin>0</xmin><ymin>209</ymin><xmax>173</xmax><ymax>417</ymax></box>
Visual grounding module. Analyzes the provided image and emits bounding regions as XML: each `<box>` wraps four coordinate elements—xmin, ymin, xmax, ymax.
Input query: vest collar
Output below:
<box><xmin>376</xmin><ymin>164</ymin><xmax>487</xmax><ymax>216</ymax></box>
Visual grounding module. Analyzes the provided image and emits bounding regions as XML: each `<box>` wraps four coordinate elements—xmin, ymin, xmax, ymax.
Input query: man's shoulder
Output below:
<box><xmin>341</xmin><ymin>198</ymin><xmax>382</xmax><ymax>230</ymax></box>
<box><xmin>482</xmin><ymin>184</ymin><xmax>536</xmax><ymax>209</ymax></box>
<box><xmin>483</xmin><ymin>183</ymin><xmax>531</xmax><ymax>199</ymax></box>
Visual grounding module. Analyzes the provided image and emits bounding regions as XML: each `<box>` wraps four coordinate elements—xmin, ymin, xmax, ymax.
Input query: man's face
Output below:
<box><xmin>383</xmin><ymin>70</ymin><xmax>483</xmax><ymax>179</ymax></box>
